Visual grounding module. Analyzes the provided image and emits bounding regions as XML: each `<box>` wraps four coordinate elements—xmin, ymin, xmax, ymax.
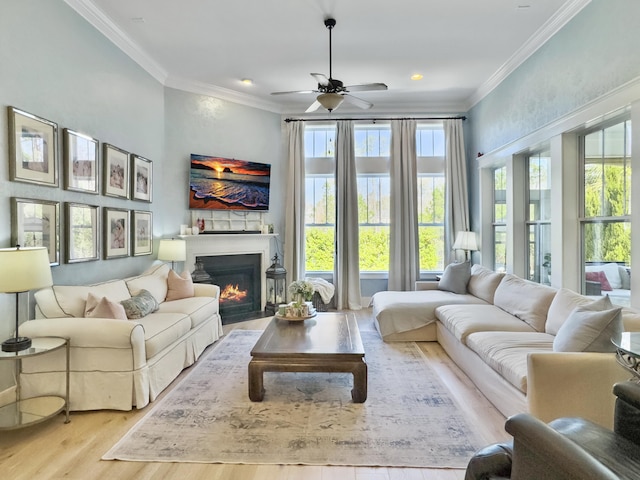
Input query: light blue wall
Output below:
<box><xmin>162</xmin><ymin>88</ymin><xmax>283</xmax><ymax>236</ymax></box>
<box><xmin>466</xmin><ymin>0</ymin><xmax>640</xmax><ymax>228</ymax></box>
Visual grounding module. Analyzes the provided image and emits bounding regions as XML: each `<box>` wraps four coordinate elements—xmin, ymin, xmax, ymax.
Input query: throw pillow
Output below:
<box><xmin>585</xmin><ymin>271</ymin><xmax>612</xmax><ymax>291</ymax></box>
<box><xmin>166</xmin><ymin>269</ymin><xmax>195</xmax><ymax>301</ymax></box>
<box><xmin>120</xmin><ymin>289</ymin><xmax>159</xmax><ymax>320</ymax></box>
<box><xmin>553</xmin><ymin>305</ymin><xmax>623</xmax><ymax>353</ymax></box>
<box><xmin>84</xmin><ymin>293</ymin><xmax>128</xmax><ymax>321</ymax></box>
<box><xmin>438</xmin><ymin>261</ymin><xmax>471</xmax><ymax>295</ymax></box>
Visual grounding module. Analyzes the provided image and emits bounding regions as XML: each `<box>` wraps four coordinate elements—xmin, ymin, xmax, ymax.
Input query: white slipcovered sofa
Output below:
<box><xmin>371</xmin><ymin>265</ymin><xmax>640</xmax><ymax>428</ymax></box>
<box><xmin>19</xmin><ymin>263</ymin><xmax>223</xmax><ymax>411</ymax></box>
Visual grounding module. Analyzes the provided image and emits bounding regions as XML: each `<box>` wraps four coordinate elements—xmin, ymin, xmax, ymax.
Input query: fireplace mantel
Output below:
<box><xmin>180</xmin><ymin>233</ymin><xmax>278</xmax><ymax>310</ymax></box>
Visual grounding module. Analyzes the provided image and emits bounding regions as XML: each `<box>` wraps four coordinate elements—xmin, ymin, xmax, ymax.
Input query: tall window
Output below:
<box><xmin>304</xmin><ymin>122</ymin><xmax>446</xmax><ymax>275</ymax></box>
<box><xmin>304</xmin><ymin>125</ymin><xmax>335</xmax><ymax>272</ymax></box>
<box><xmin>526</xmin><ymin>151</ymin><xmax>551</xmax><ymax>284</ymax></box>
<box><xmin>493</xmin><ymin>166</ymin><xmax>507</xmax><ymax>272</ymax></box>
<box><xmin>416</xmin><ymin>124</ymin><xmax>445</xmax><ymax>272</ymax></box>
<box><xmin>580</xmin><ymin>119</ymin><xmax>632</xmax><ymax>304</ymax></box>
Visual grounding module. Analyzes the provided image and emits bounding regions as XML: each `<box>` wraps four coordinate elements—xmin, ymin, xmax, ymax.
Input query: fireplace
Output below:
<box><xmin>197</xmin><ymin>254</ymin><xmax>262</xmax><ymax>324</ymax></box>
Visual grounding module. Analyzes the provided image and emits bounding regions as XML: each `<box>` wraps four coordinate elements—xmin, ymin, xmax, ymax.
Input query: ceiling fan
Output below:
<box><xmin>271</xmin><ymin>18</ymin><xmax>388</xmax><ymax>112</ymax></box>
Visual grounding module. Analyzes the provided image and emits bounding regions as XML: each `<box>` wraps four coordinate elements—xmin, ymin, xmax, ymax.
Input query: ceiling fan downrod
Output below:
<box><xmin>325</xmin><ymin>18</ymin><xmax>336</xmax><ymax>81</ymax></box>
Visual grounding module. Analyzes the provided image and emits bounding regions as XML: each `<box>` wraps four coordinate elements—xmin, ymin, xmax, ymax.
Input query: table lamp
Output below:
<box><xmin>0</xmin><ymin>246</ymin><xmax>53</xmax><ymax>352</ymax></box>
<box><xmin>452</xmin><ymin>231</ymin><xmax>478</xmax><ymax>262</ymax></box>
<box><xmin>158</xmin><ymin>238</ymin><xmax>186</xmax><ymax>270</ymax></box>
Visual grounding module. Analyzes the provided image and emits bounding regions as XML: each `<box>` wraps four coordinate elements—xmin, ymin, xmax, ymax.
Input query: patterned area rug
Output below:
<box><xmin>103</xmin><ymin>328</ymin><xmax>483</xmax><ymax>467</ymax></box>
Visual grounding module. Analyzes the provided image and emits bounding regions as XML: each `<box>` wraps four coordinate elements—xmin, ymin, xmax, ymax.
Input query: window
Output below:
<box><xmin>580</xmin><ymin>119</ymin><xmax>631</xmax><ymax>304</ymax></box>
<box><xmin>526</xmin><ymin>151</ymin><xmax>551</xmax><ymax>284</ymax></box>
<box><xmin>304</xmin><ymin>122</ymin><xmax>446</xmax><ymax>275</ymax></box>
<box><xmin>304</xmin><ymin>125</ymin><xmax>335</xmax><ymax>272</ymax></box>
<box><xmin>493</xmin><ymin>166</ymin><xmax>507</xmax><ymax>272</ymax></box>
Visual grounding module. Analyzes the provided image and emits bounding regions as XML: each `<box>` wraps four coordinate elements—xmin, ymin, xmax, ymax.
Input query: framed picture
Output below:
<box><xmin>65</xmin><ymin>203</ymin><xmax>100</xmax><ymax>263</ymax></box>
<box><xmin>132</xmin><ymin>210</ymin><xmax>153</xmax><ymax>256</ymax></box>
<box><xmin>131</xmin><ymin>155</ymin><xmax>153</xmax><ymax>202</ymax></box>
<box><xmin>104</xmin><ymin>207</ymin><xmax>130</xmax><ymax>259</ymax></box>
<box><xmin>11</xmin><ymin>197</ymin><xmax>60</xmax><ymax>266</ymax></box>
<box><xmin>8</xmin><ymin>107</ymin><xmax>59</xmax><ymax>187</ymax></box>
<box><xmin>64</xmin><ymin>128</ymin><xmax>99</xmax><ymax>194</ymax></box>
<box><xmin>103</xmin><ymin>144</ymin><xmax>129</xmax><ymax>198</ymax></box>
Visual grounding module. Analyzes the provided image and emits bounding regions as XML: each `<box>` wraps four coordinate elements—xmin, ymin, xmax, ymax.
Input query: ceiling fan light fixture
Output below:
<box><xmin>317</xmin><ymin>92</ymin><xmax>343</xmax><ymax>112</ymax></box>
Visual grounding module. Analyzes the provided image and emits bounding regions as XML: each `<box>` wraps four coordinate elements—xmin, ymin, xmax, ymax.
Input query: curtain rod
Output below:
<box><xmin>284</xmin><ymin>115</ymin><xmax>466</xmax><ymax>123</ymax></box>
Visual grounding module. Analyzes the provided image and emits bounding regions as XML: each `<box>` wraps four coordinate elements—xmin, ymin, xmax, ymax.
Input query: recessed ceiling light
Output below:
<box><xmin>411</xmin><ymin>74</ymin><xmax>423</xmax><ymax>81</ymax></box>
<box><xmin>241</xmin><ymin>78</ymin><xmax>253</xmax><ymax>86</ymax></box>
<box><xmin>131</xmin><ymin>17</ymin><xmax>145</xmax><ymax>23</ymax></box>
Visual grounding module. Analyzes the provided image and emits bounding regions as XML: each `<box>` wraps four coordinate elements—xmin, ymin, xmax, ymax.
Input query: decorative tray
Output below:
<box><xmin>275</xmin><ymin>311</ymin><xmax>317</xmax><ymax>322</ymax></box>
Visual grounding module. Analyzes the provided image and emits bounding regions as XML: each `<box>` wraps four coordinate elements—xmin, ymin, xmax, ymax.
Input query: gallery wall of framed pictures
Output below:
<box><xmin>7</xmin><ymin>106</ymin><xmax>155</xmax><ymax>265</ymax></box>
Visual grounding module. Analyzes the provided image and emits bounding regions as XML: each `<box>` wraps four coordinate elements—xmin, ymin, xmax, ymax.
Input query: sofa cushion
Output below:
<box><xmin>466</xmin><ymin>331</ymin><xmax>554</xmax><ymax>393</ymax></box>
<box><xmin>121</xmin><ymin>289</ymin><xmax>159</xmax><ymax>319</ymax></box>
<box><xmin>585</xmin><ymin>270</ymin><xmax>613</xmax><ymax>291</ymax></box>
<box><xmin>157</xmin><ymin>296</ymin><xmax>218</xmax><ymax>328</ymax></box>
<box><xmin>84</xmin><ymin>293</ymin><xmax>128</xmax><ymax>321</ymax></box>
<box><xmin>546</xmin><ymin>289</ymin><xmax>613</xmax><ymax>335</ymax></box>
<box><xmin>619</xmin><ymin>266</ymin><xmax>631</xmax><ymax>290</ymax></box>
<box><xmin>467</xmin><ymin>265</ymin><xmax>505</xmax><ymax>304</ymax></box>
<box><xmin>126</xmin><ymin>263</ymin><xmax>171</xmax><ymax>304</ymax></box>
<box><xmin>166</xmin><ymin>270</ymin><xmax>195</xmax><ymax>301</ymax></box>
<box><xmin>493</xmin><ymin>274</ymin><xmax>557</xmax><ymax>332</ymax></box>
<box><xmin>51</xmin><ymin>280</ymin><xmax>130</xmax><ymax>318</ymax></box>
<box><xmin>553</xmin><ymin>305</ymin><xmax>623</xmax><ymax>353</ymax></box>
<box><xmin>436</xmin><ymin>304</ymin><xmax>537</xmax><ymax>344</ymax></box>
<box><xmin>371</xmin><ymin>289</ymin><xmax>488</xmax><ymax>339</ymax></box>
<box><xmin>135</xmin><ymin>313</ymin><xmax>192</xmax><ymax>359</ymax></box>
<box><xmin>438</xmin><ymin>261</ymin><xmax>471</xmax><ymax>294</ymax></box>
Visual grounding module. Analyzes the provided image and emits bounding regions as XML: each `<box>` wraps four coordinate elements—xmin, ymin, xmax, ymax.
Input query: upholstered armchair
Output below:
<box><xmin>465</xmin><ymin>381</ymin><xmax>640</xmax><ymax>480</ymax></box>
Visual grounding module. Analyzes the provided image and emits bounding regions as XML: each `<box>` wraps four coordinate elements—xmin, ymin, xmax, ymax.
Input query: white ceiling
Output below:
<box><xmin>66</xmin><ymin>0</ymin><xmax>590</xmax><ymax>115</ymax></box>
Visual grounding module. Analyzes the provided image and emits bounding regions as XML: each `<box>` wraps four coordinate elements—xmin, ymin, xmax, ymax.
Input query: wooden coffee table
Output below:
<box><xmin>248</xmin><ymin>312</ymin><xmax>367</xmax><ymax>402</ymax></box>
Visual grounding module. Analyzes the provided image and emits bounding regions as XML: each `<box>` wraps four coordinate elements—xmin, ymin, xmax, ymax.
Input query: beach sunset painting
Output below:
<box><xmin>189</xmin><ymin>154</ymin><xmax>271</xmax><ymax>211</ymax></box>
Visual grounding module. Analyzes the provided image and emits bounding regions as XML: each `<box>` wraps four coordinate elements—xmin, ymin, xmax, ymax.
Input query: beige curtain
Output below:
<box><xmin>284</xmin><ymin>121</ymin><xmax>306</xmax><ymax>282</ymax></box>
<box><xmin>389</xmin><ymin>119</ymin><xmax>419</xmax><ymax>290</ymax></box>
<box><xmin>334</xmin><ymin>120</ymin><xmax>362</xmax><ymax>310</ymax></box>
<box><xmin>444</xmin><ymin>119</ymin><xmax>470</xmax><ymax>263</ymax></box>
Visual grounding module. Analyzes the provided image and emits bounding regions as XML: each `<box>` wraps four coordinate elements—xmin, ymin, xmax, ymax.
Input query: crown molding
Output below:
<box><xmin>64</xmin><ymin>0</ymin><xmax>168</xmax><ymax>83</ymax></box>
<box><xmin>164</xmin><ymin>76</ymin><xmax>284</xmax><ymax>113</ymax></box>
<box><xmin>466</xmin><ymin>0</ymin><xmax>592</xmax><ymax>110</ymax></box>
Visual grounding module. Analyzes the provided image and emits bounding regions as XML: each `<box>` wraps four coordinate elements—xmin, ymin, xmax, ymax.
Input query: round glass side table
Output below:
<box><xmin>611</xmin><ymin>332</ymin><xmax>640</xmax><ymax>382</ymax></box>
<box><xmin>0</xmin><ymin>336</ymin><xmax>70</xmax><ymax>430</ymax></box>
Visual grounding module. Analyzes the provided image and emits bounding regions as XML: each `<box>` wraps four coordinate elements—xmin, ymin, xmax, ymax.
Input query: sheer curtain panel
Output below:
<box><xmin>444</xmin><ymin>119</ymin><xmax>470</xmax><ymax>263</ymax></box>
<box><xmin>284</xmin><ymin>121</ymin><xmax>306</xmax><ymax>283</ymax></box>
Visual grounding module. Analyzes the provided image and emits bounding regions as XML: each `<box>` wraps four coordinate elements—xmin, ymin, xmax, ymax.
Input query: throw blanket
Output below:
<box><xmin>305</xmin><ymin>277</ymin><xmax>335</xmax><ymax>304</ymax></box>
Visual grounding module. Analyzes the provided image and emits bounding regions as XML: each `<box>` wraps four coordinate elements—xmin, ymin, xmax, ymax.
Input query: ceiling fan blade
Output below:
<box><xmin>305</xmin><ymin>100</ymin><xmax>322</xmax><ymax>113</ymax></box>
<box><xmin>310</xmin><ymin>73</ymin><xmax>330</xmax><ymax>86</ymax></box>
<box><xmin>345</xmin><ymin>83</ymin><xmax>388</xmax><ymax>92</ymax></box>
<box><xmin>271</xmin><ymin>89</ymin><xmax>317</xmax><ymax>96</ymax></box>
<box><xmin>342</xmin><ymin>94</ymin><xmax>373</xmax><ymax>110</ymax></box>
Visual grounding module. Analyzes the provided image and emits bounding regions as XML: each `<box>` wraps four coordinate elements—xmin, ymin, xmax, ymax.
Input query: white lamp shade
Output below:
<box><xmin>0</xmin><ymin>247</ymin><xmax>53</xmax><ymax>293</ymax></box>
<box><xmin>158</xmin><ymin>239</ymin><xmax>186</xmax><ymax>262</ymax></box>
<box><xmin>317</xmin><ymin>92</ymin><xmax>344</xmax><ymax>112</ymax></box>
<box><xmin>452</xmin><ymin>231</ymin><xmax>478</xmax><ymax>252</ymax></box>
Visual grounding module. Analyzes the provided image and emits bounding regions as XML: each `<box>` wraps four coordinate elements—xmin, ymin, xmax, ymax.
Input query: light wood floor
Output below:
<box><xmin>0</xmin><ymin>309</ymin><xmax>507</xmax><ymax>480</ymax></box>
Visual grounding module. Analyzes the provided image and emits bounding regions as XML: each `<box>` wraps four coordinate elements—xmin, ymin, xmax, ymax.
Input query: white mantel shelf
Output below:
<box><xmin>179</xmin><ymin>233</ymin><xmax>278</xmax><ymax>310</ymax></box>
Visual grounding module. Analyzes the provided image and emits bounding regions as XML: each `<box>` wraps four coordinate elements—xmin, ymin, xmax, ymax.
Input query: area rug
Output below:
<box><xmin>103</xmin><ymin>328</ymin><xmax>483</xmax><ymax>468</ymax></box>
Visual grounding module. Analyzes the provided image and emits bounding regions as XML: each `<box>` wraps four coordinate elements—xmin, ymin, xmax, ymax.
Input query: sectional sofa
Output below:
<box><xmin>371</xmin><ymin>264</ymin><xmax>640</xmax><ymax>428</ymax></box>
<box><xmin>18</xmin><ymin>263</ymin><xmax>223</xmax><ymax>411</ymax></box>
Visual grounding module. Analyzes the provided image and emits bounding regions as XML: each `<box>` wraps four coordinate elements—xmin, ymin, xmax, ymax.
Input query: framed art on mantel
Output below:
<box><xmin>131</xmin><ymin>154</ymin><xmax>153</xmax><ymax>202</ymax></box>
<box><xmin>8</xmin><ymin>107</ymin><xmax>59</xmax><ymax>187</ymax></box>
<box><xmin>64</xmin><ymin>128</ymin><xmax>99</xmax><ymax>194</ymax></box>
<box><xmin>103</xmin><ymin>143</ymin><xmax>129</xmax><ymax>198</ymax></box>
<box><xmin>104</xmin><ymin>207</ymin><xmax>130</xmax><ymax>259</ymax></box>
<box><xmin>65</xmin><ymin>203</ymin><xmax>100</xmax><ymax>263</ymax></box>
<box><xmin>132</xmin><ymin>210</ymin><xmax>153</xmax><ymax>256</ymax></box>
<box><xmin>11</xmin><ymin>197</ymin><xmax>60</xmax><ymax>266</ymax></box>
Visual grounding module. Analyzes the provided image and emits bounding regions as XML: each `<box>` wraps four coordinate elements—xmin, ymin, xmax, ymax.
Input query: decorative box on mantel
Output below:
<box><xmin>181</xmin><ymin>233</ymin><xmax>278</xmax><ymax>311</ymax></box>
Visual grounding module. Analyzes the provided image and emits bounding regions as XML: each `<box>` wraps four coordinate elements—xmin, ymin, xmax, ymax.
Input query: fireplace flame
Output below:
<box><xmin>220</xmin><ymin>284</ymin><xmax>248</xmax><ymax>303</ymax></box>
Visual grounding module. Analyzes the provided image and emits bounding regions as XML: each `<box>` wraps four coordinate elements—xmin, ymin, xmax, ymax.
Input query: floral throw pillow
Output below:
<box><xmin>120</xmin><ymin>289</ymin><xmax>159</xmax><ymax>319</ymax></box>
